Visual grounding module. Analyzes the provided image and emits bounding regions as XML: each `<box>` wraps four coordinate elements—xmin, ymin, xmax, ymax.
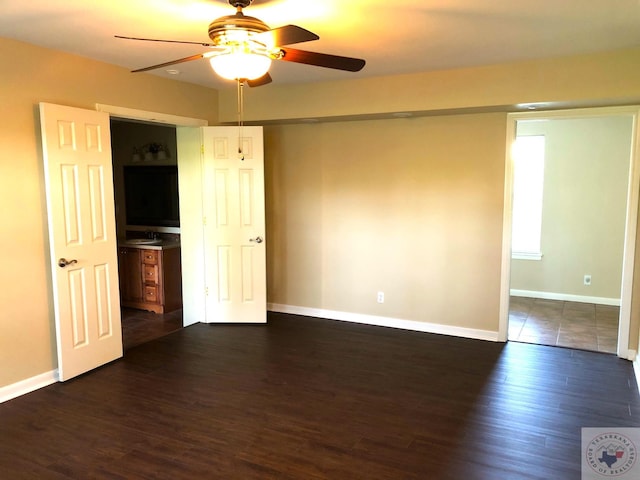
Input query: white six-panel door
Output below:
<box><xmin>201</xmin><ymin>127</ymin><xmax>266</xmax><ymax>323</ymax></box>
<box><xmin>40</xmin><ymin>103</ymin><xmax>122</xmax><ymax>381</ymax></box>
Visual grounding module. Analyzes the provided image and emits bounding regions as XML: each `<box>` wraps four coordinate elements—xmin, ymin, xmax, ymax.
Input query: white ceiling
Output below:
<box><xmin>2</xmin><ymin>0</ymin><xmax>640</xmax><ymax>91</ymax></box>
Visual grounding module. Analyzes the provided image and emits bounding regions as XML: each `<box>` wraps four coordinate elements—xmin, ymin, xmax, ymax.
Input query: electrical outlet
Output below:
<box><xmin>584</xmin><ymin>275</ymin><xmax>592</xmax><ymax>286</ymax></box>
<box><xmin>377</xmin><ymin>291</ymin><xmax>384</xmax><ymax>303</ymax></box>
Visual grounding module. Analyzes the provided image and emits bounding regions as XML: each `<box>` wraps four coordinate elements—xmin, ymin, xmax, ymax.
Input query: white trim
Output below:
<box><xmin>500</xmin><ymin>106</ymin><xmax>640</xmax><ymax>360</ymax></box>
<box><xmin>629</xmin><ymin>350</ymin><xmax>640</xmax><ymax>391</ymax></box>
<box><xmin>268</xmin><ymin>303</ymin><xmax>500</xmax><ymax>342</ymax></box>
<box><xmin>510</xmin><ymin>289</ymin><xmax>621</xmax><ymax>307</ymax></box>
<box><xmin>0</xmin><ymin>370</ymin><xmax>58</xmax><ymax>403</ymax></box>
<box><xmin>176</xmin><ymin>126</ymin><xmax>206</xmax><ymax>327</ymax></box>
<box><xmin>498</xmin><ymin>116</ymin><xmax>516</xmax><ymax>342</ymax></box>
<box><xmin>632</xmin><ymin>351</ymin><xmax>640</xmax><ymax>389</ymax></box>
<box><xmin>618</xmin><ymin>108</ymin><xmax>640</xmax><ymax>359</ymax></box>
<box><xmin>95</xmin><ymin>104</ymin><xmax>208</xmax><ymax>127</ymax></box>
<box><xmin>511</xmin><ymin>252</ymin><xmax>543</xmax><ymax>261</ymax></box>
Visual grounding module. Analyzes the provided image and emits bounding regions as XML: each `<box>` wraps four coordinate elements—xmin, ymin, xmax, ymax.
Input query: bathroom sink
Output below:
<box><xmin>125</xmin><ymin>239</ymin><xmax>162</xmax><ymax>245</ymax></box>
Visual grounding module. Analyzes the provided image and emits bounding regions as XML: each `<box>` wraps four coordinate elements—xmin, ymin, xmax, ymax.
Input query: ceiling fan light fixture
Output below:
<box><xmin>118</xmin><ymin>0</ymin><xmax>365</xmax><ymax>83</ymax></box>
<box><xmin>208</xmin><ymin>15</ymin><xmax>273</xmax><ymax>81</ymax></box>
<box><xmin>210</xmin><ymin>49</ymin><xmax>272</xmax><ymax>80</ymax></box>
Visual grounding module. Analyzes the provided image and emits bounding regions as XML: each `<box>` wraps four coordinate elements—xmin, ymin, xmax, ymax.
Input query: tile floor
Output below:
<box><xmin>121</xmin><ymin>307</ymin><xmax>183</xmax><ymax>351</ymax></box>
<box><xmin>508</xmin><ymin>296</ymin><xmax>619</xmax><ymax>354</ymax></box>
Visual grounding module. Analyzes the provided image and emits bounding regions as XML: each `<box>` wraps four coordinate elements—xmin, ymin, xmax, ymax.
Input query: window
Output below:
<box><xmin>511</xmin><ymin>135</ymin><xmax>545</xmax><ymax>260</ymax></box>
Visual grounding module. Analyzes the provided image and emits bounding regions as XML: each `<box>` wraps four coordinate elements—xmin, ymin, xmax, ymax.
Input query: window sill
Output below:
<box><xmin>512</xmin><ymin>252</ymin><xmax>543</xmax><ymax>261</ymax></box>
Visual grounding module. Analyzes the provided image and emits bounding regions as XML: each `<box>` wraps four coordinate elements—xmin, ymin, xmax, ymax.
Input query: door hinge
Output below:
<box><xmin>201</xmin><ymin>144</ymin><xmax>204</xmax><ymax>154</ymax></box>
<box><xmin>203</xmin><ymin>216</ymin><xmax>207</xmax><ymax>226</ymax></box>
<box><xmin>205</xmin><ymin>287</ymin><xmax>209</xmax><ymax>296</ymax></box>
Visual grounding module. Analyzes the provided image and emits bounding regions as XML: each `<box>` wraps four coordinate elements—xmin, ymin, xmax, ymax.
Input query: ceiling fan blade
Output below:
<box><xmin>115</xmin><ymin>35</ymin><xmax>214</xmax><ymax>47</ymax></box>
<box><xmin>279</xmin><ymin>47</ymin><xmax>366</xmax><ymax>72</ymax></box>
<box><xmin>131</xmin><ymin>53</ymin><xmax>207</xmax><ymax>73</ymax></box>
<box><xmin>246</xmin><ymin>73</ymin><xmax>273</xmax><ymax>87</ymax></box>
<box><xmin>254</xmin><ymin>25</ymin><xmax>319</xmax><ymax>47</ymax></box>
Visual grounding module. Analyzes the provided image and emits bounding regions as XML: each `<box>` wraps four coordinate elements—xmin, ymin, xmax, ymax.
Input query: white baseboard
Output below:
<box><xmin>267</xmin><ymin>303</ymin><xmax>500</xmax><ymax>342</ymax></box>
<box><xmin>0</xmin><ymin>370</ymin><xmax>58</xmax><ymax>404</ymax></box>
<box><xmin>510</xmin><ymin>289</ymin><xmax>621</xmax><ymax>307</ymax></box>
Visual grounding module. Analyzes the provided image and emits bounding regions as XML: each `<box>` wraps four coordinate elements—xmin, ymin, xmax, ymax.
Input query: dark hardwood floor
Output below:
<box><xmin>2</xmin><ymin>313</ymin><xmax>639</xmax><ymax>479</ymax></box>
<box><xmin>121</xmin><ymin>307</ymin><xmax>183</xmax><ymax>351</ymax></box>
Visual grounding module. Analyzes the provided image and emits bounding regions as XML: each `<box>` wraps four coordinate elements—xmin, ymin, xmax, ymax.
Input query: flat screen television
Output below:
<box><xmin>123</xmin><ymin>165</ymin><xmax>180</xmax><ymax>227</ymax></box>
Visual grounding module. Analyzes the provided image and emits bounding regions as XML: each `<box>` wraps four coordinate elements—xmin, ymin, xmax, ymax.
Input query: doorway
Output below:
<box><xmin>110</xmin><ymin>118</ymin><xmax>183</xmax><ymax>350</ymax></box>
<box><xmin>500</xmin><ymin>106</ymin><xmax>640</xmax><ymax>358</ymax></box>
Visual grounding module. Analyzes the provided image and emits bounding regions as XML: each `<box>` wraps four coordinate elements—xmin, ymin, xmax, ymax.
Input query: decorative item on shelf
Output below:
<box><xmin>156</xmin><ymin>145</ymin><xmax>167</xmax><ymax>160</ymax></box>
<box><xmin>131</xmin><ymin>147</ymin><xmax>141</xmax><ymax>163</ymax></box>
<box><xmin>137</xmin><ymin>143</ymin><xmax>169</xmax><ymax>162</ymax></box>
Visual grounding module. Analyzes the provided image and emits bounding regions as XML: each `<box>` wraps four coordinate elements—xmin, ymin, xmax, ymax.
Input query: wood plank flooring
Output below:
<box><xmin>2</xmin><ymin>313</ymin><xmax>639</xmax><ymax>479</ymax></box>
<box><xmin>121</xmin><ymin>307</ymin><xmax>183</xmax><ymax>351</ymax></box>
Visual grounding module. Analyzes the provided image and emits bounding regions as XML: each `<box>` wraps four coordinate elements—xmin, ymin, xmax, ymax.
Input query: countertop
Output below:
<box><xmin>118</xmin><ymin>240</ymin><xmax>181</xmax><ymax>251</ymax></box>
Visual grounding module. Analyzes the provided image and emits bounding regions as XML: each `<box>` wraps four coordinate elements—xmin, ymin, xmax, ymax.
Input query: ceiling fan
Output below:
<box><xmin>116</xmin><ymin>0</ymin><xmax>366</xmax><ymax>87</ymax></box>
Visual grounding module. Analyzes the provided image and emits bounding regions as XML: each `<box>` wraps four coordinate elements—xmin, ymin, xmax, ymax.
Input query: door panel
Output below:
<box><xmin>88</xmin><ymin>165</ymin><xmax>107</xmax><ymax>240</ymax></box>
<box><xmin>40</xmin><ymin>102</ymin><xmax>122</xmax><ymax>381</ymax></box>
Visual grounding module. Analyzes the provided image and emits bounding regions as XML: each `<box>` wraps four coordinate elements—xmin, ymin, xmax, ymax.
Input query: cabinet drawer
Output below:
<box><xmin>144</xmin><ymin>285</ymin><xmax>158</xmax><ymax>303</ymax></box>
<box><xmin>142</xmin><ymin>250</ymin><xmax>158</xmax><ymax>265</ymax></box>
<box><xmin>144</xmin><ymin>264</ymin><xmax>159</xmax><ymax>284</ymax></box>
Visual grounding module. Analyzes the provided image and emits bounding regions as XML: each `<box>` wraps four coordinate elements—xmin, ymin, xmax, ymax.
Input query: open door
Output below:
<box><xmin>40</xmin><ymin>103</ymin><xmax>122</xmax><ymax>381</ymax></box>
<box><xmin>202</xmin><ymin>127</ymin><xmax>267</xmax><ymax>323</ymax></box>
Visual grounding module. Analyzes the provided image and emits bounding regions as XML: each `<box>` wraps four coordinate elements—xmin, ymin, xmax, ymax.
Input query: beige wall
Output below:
<box><xmin>265</xmin><ymin>114</ymin><xmax>507</xmax><ymax>331</ymax></box>
<box><xmin>511</xmin><ymin>116</ymin><xmax>633</xmax><ymax>300</ymax></box>
<box><xmin>229</xmin><ymin>47</ymin><xmax>640</xmax><ymax>354</ymax></box>
<box><xmin>219</xmin><ymin>47</ymin><xmax>640</xmax><ymax>123</ymax></box>
<box><xmin>0</xmin><ymin>37</ymin><xmax>217</xmax><ymax>387</ymax></box>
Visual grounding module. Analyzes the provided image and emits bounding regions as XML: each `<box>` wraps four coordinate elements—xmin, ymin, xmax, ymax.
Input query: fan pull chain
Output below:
<box><xmin>237</xmin><ymin>79</ymin><xmax>245</xmax><ymax>161</ymax></box>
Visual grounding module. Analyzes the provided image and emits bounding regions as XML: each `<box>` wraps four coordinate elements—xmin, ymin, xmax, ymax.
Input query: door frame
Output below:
<box><xmin>95</xmin><ymin>103</ymin><xmax>208</xmax><ymax>328</ymax></box>
<box><xmin>498</xmin><ymin>105</ymin><xmax>640</xmax><ymax>360</ymax></box>
<box><xmin>95</xmin><ymin>104</ymin><xmax>208</xmax><ymax>128</ymax></box>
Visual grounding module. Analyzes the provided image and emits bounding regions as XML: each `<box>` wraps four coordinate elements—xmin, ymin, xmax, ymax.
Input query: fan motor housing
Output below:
<box><xmin>208</xmin><ymin>13</ymin><xmax>270</xmax><ymax>44</ymax></box>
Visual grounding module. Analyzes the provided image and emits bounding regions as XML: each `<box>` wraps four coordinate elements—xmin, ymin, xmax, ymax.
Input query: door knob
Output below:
<box><xmin>58</xmin><ymin>258</ymin><xmax>78</xmax><ymax>268</ymax></box>
<box><xmin>249</xmin><ymin>236</ymin><xmax>264</xmax><ymax>244</ymax></box>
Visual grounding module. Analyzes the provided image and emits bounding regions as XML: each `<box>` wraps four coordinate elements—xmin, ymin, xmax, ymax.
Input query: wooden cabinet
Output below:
<box><xmin>118</xmin><ymin>246</ymin><xmax>182</xmax><ymax>314</ymax></box>
<box><xmin>118</xmin><ymin>247</ymin><xmax>143</xmax><ymax>304</ymax></box>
